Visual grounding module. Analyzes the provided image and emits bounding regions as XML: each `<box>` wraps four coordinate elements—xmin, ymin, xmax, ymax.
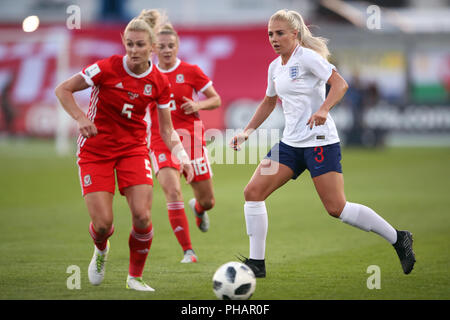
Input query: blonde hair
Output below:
<box><xmin>158</xmin><ymin>23</ymin><xmax>179</xmax><ymax>44</ymax></box>
<box><xmin>124</xmin><ymin>9</ymin><xmax>163</xmax><ymax>44</ymax></box>
<box><xmin>270</xmin><ymin>9</ymin><xmax>330</xmax><ymax>60</ymax></box>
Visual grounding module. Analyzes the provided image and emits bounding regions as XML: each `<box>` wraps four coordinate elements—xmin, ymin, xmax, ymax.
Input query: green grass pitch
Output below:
<box><xmin>0</xmin><ymin>139</ymin><xmax>449</xmax><ymax>300</ymax></box>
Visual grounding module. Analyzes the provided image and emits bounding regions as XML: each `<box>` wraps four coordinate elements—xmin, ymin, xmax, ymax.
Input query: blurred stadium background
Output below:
<box><xmin>0</xmin><ymin>0</ymin><xmax>449</xmax><ymax>301</ymax></box>
<box><xmin>1</xmin><ymin>0</ymin><xmax>450</xmax><ymax>150</ymax></box>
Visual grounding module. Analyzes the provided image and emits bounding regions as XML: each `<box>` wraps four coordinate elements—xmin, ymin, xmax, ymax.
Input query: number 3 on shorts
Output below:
<box><xmin>314</xmin><ymin>146</ymin><xmax>324</xmax><ymax>163</ymax></box>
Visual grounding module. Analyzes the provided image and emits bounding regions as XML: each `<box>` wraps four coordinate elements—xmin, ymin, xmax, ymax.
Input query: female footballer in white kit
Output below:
<box><xmin>230</xmin><ymin>9</ymin><xmax>415</xmax><ymax>278</ymax></box>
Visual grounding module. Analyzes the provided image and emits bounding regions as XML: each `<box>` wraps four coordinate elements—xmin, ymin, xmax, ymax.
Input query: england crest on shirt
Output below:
<box><xmin>289</xmin><ymin>65</ymin><xmax>299</xmax><ymax>80</ymax></box>
<box><xmin>144</xmin><ymin>84</ymin><xmax>152</xmax><ymax>96</ymax></box>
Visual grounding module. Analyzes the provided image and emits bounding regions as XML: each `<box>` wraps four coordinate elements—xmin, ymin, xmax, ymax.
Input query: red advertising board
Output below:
<box><xmin>0</xmin><ymin>23</ymin><xmax>277</xmax><ymax>136</ymax></box>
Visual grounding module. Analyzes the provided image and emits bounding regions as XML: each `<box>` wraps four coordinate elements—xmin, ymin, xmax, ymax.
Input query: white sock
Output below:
<box><xmin>244</xmin><ymin>201</ymin><xmax>268</xmax><ymax>260</ymax></box>
<box><xmin>339</xmin><ymin>201</ymin><xmax>397</xmax><ymax>244</ymax></box>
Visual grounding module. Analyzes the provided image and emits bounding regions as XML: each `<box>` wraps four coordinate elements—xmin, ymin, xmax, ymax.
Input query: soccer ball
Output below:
<box><xmin>212</xmin><ymin>261</ymin><xmax>256</xmax><ymax>300</ymax></box>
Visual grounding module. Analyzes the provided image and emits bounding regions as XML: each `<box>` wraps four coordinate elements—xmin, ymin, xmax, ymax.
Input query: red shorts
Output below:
<box><xmin>77</xmin><ymin>154</ymin><xmax>153</xmax><ymax>196</ymax></box>
<box><xmin>150</xmin><ymin>145</ymin><xmax>212</xmax><ymax>182</ymax></box>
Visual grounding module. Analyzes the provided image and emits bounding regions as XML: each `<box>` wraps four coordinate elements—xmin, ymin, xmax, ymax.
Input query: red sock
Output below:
<box><xmin>168</xmin><ymin>202</ymin><xmax>192</xmax><ymax>251</ymax></box>
<box><xmin>128</xmin><ymin>224</ymin><xmax>153</xmax><ymax>278</ymax></box>
<box><xmin>89</xmin><ymin>222</ymin><xmax>114</xmax><ymax>251</ymax></box>
<box><xmin>195</xmin><ymin>200</ymin><xmax>206</xmax><ymax>214</ymax></box>
<box><xmin>194</xmin><ymin>200</ymin><xmax>206</xmax><ymax>227</ymax></box>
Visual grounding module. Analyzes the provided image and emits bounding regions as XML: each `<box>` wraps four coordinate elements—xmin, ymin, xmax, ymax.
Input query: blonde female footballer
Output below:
<box><xmin>230</xmin><ymin>9</ymin><xmax>415</xmax><ymax>278</ymax></box>
<box><xmin>55</xmin><ymin>9</ymin><xmax>193</xmax><ymax>291</ymax></box>
<box><xmin>150</xmin><ymin>23</ymin><xmax>221</xmax><ymax>263</ymax></box>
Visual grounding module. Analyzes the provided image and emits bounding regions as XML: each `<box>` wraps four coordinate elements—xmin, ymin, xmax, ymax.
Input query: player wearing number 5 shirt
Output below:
<box><xmin>149</xmin><ymin>23</ymin><xmax>221</xmax><ymax>263</ymax></box>
<box><xmin>55</xmin><ymin>9</ymin><xmax>193</xmax><ymax>292</ymax></box>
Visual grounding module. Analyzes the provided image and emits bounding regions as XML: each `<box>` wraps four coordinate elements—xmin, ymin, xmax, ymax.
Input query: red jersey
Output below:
<box><xmin>150</xmin><ymin>59</ymin><xmax>212</xmax><ymax>154</ymax></box>
<box><xmin>78</xmin><ymin>55</ymin><xmax>171</xmax><ymax>160</ymax></box>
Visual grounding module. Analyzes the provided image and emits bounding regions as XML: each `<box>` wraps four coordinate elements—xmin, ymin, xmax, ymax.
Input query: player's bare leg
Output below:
<box><xmin>85</xmin><ymin>191</ymin><xmax>114</xmax><ymax>236</ymax></box>
<box><xmin>313</xmin><ymin>171</ymin><xmax>415</xmax><ymax>274</ymax></box>
<box><xmin>123</xmin><ymin>184</ymin><xmax>155</xmax><ymax>291</ymax></box>
<box><xmin>157</xmin><ymin>167</ymin><xmax>197</xmax><ymax>263</ymax></box>
<box><xmin>189</xmin><ymin>178</ymin><xmax>215</xmax><ymax>232</ymax></box>
<box><xmin>124</xmin><ymin>184</ymin><xmax>152</xmax><ymax>229</ymax></box>
<box><xmin>244</xmin><ymin>159</ymin><xmax>293</xmax><ymax>201</ymax></box>
<box><xmin>84</xmin><ymin>191</ymin><xmax>114</xmax><ymax>285</ymax></box>
<box><xmin>311</xmin><ymin>171</ymin><xmax>346</xmax><ymax>218</ymax></box>
<box><xmin>240</xmin><ymin>159</ymin><xmax>294</xmax><ymax>278</ymax></box>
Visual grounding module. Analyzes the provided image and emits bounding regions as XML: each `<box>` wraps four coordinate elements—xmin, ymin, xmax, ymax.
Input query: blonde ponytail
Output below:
<box><xmin>270</xmin><ymin>9</ymin><xmax>330</xmax><ymax>60</ymax></box>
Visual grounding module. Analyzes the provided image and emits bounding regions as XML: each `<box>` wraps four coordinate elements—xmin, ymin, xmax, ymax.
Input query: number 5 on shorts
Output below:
<box><xmin>145</xmin><ymin>159</ymin><xmax>152</xmax><ymax>178</ymax></box>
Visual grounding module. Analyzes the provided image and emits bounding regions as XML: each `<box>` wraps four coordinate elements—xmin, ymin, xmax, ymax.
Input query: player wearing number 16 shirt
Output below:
<box><xmin>149</xmin><ymin>22</ymin><xmax>221</xmax><ymax>263</ymax></box>
<box><xmin>55</xmin><ymin>9</ymin><xmax>193</xmax><ymax>292</ymax></box>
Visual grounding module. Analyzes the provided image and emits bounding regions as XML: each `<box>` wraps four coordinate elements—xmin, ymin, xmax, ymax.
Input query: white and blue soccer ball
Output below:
<box><xmin>212</xmin><ymin>261</ymin><xmax>256</xmax><ymax>300</ymax></box>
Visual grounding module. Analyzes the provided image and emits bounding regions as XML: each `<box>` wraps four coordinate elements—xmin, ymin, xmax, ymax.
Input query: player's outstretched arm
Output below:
<box><xmin>229</xmin><ymin>95</ymin><xmax>278</xmax><ymax>151</ymax></box>
<box><xmin>157</xmin><ymin>107</ymin><xmax>194</xmax><ymax>183</ymax></box>
<box><xmin>54</xmin><ymin>74</ymin><xmax>97</xmax><ymax>138</ymax></box>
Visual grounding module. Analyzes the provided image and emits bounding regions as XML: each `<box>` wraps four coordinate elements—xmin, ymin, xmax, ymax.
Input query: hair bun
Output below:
<box><xmin>138</xmin><ymin>9</ymin><xmax>161</xmax><ymax>29</ymax></box>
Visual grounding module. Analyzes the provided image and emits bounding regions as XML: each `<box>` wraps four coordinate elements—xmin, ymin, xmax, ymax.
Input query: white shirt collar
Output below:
<box><xmin>281</xmin><ymin>44</ymin><xmax>301</xmax><ymax>66</ymax></box>
<box><xmin>156</xmin><ymin>58</ymin><xmax>181</xmax><ymax>73</ymax></box>
<box><xmin>122</xmin><ymin>55</ymin><xmax>153</xmax><ymax>78</ymax></box>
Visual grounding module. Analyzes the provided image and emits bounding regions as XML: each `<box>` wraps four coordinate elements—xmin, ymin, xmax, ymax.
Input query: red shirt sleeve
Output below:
<box><xmin>156</xmin><ymin>73</ymin><xmax>172</xmax><ymax>108</ymax></box>
<box><xmin>192</xmin><ymin>65</ymin><xmax>212</xmax><ymax>93</ymax></box>
<box><xmin>79</xmin><ymin>57</ymin><xmax>110</xmax><ymax>87</ymax></box>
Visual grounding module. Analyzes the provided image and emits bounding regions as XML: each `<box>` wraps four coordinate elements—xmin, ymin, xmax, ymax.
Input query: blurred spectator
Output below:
<box><xmin>345</xmin><ymin>72</ymin><xmax>365</xmax><ymax>146</ymax></box>
<box><xmin>365</xmin><ymin>82</ymin><xmax>380</xmax><ymax>107</ymax></box>
<box><xmin>0</xmin><ymin>75</ymin><xmax>15</xmax><ymax>137</ymax></box>
<box><xmin>345</xmin><ymin>73</ymin><xmax>385</xmax><ymax>147</ymax></box>
<box><xmin>364</xmin><ymin>81</ymin><xmax>386</xmax><ymax>147</ymax></box>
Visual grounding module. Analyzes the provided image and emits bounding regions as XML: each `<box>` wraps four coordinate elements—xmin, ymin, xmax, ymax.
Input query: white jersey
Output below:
<box><xmin>266</xmin><ymin>45</ymin><xmax>340</xmax><ymax>148</ymax></box>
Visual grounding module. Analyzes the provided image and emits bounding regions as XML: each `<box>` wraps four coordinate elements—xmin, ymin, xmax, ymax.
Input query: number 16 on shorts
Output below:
<box><xmin>191</xmin><ymin>157</ymin><xmax>208</xmax><ymax>175</ymax></box>
<box><xmin>190</xmin><ymin>156</ymin><xmax>212</xmax><ymax>181</ymax></box>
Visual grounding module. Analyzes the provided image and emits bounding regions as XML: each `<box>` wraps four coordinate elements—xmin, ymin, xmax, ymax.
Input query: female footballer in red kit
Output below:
<box><xmin>55</xmin><ymin>9</ymin><xmax>193</xmax><ymax>291</ymax></box>
<box><xmin>149</xmin><ymin>23</ymin><xmax>221</xmax><ymax>263</ymax></box>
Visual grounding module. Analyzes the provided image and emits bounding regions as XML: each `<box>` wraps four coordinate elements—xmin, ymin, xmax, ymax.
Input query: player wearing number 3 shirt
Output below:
<box><xmin>230</xmin><ymin>9</ymin><xmax>415</xmax><ymax>278</ymax></box>
<box><xmin>149</xmin><ymin>23</ymin><xmax>221</xmax><ymax>263</ymax></box>
<box><xmin>55</xmin><ymin>10</ymin><xmax>194</xmax><ymax>292</ymax></box>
